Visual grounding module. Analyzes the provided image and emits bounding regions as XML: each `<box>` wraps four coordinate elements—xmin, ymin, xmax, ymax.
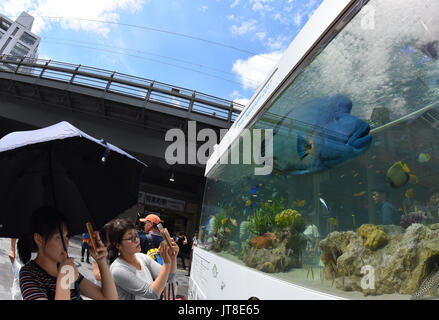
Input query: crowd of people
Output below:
<box><xmin>6</xmin><ymin>207</ymin><xmax>198</xmax><ymax>300</ymax></box>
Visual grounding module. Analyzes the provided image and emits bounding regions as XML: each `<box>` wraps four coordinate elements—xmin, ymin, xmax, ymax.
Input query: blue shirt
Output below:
<box><xmin>139</xmin><ymin>230</ymin><xmax>164</xmax><ymax>253</ymax></box>
<box><xmin>378</xmin><ymin>201</ymin><xmax>399</xmax><ymax>225</ymax></box>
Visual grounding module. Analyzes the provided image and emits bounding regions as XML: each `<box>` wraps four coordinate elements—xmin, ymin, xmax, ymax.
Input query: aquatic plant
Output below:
<box><xmin>247</xmin><ymin>198</ymin><xmax>285</xmax><ymax>236</ymax></box>
<box><xmin>248</xmin><ymin>210</ymin><xmax>274</xmax><ymax>236</ymax></box>
<box><xmin>400</xmin><ymin>211</ymin><xmax>426</xmax><ymax>229</ymax></box>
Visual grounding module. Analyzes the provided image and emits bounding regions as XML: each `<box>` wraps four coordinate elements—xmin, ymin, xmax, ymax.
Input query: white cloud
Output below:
<box><xmin>293</xmin><ymin>13</ymin><xmax>303</xmax><ymax>26</ymax></box>
<box><xmin>232</xmin><ymin>50</ymin><xmax>283</xmax><ymax>90</ymax></box>
<box><xmin>250</xmin><ymin>0</ymin><xmax>274</xmax><ymax>14</ymax></box>
<box><xmin>0</xmin><ymin>0</ymin><xmax>146</xmax><ymax>37</ymax></box>
<box><xmin>230</xmin><ymin>90</ymin><xmax>249</xmax><ymax>108</ymax></box>
<box><xmin>199</xmin><ymin>5</ymin><xmax>208</xmax><ymax>13</ymax></box>
<box><xmin>256</xmin><ymin>32</ymin><xmax>266</xmax><ymax>41</ymax></box>
<box><xmin>227</xmin><ymin>14</ymin><xmax>235</xmax><ymax>21</ymax></box>
<box><xmin>265</xmin><ymin>35</ymin><xmax>290</xmax><ymax>50</ymax></box>
<box><xmin>230</xmin><ymin>0</ymin><xmax>240</xmax><ymax>8</ymax></box>
<box><xmin>230</xmin><ymin>19</ymin><xmax>257</xmax><ymax>36</ymax></box>
<box><xmin>234</xmin><ymin>97</ymin><xmax>250</xmax><ymax>107</ymax></box>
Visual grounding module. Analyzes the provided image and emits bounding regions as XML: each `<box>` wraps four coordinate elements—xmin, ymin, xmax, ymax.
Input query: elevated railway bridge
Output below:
<box><xmin>0</xmin><ymin>55</ymin><xmax>244</xmax><ymax>235</ymax></box>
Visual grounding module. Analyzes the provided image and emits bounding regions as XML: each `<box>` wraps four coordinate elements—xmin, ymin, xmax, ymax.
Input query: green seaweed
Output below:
<box><xmin>248</xmin><ymin>198</ymin><xmax>286</xmax><ymax>236</ymax></box>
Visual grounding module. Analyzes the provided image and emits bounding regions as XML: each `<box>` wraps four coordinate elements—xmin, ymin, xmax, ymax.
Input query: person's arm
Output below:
<box><xmin>55</xmin><ymin>257</ymin><xmax>79</xmax><ymax>300</ymax></box>
<box><xmin>150</xmin><ymin>242</ymin><xmax>172</xmax><ymax>295</ymax></box>
<box><xmin>80</xmin><ymin>232</ymin><xmax>118</xmax><ymax>300</ymax></box>
<box><xmin>9</xmin><ymin>238</ymin><xmax>16</xmax><ymax>264</ymax></box>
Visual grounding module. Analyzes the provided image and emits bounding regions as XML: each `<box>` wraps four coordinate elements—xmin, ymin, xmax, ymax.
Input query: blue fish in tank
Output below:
<box><xmin>268</xmin><ymin>94</ymin><xmax>372</xmax><ymax>175</ymax></box>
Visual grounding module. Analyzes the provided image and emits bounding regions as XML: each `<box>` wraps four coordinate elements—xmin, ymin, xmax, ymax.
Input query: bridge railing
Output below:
<box><xmin>0</xmin><ymin>55</ymin><xmax>244</xmax><ymax>124</ymax></box>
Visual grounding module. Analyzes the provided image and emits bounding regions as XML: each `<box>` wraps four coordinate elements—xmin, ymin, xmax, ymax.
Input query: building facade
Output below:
<box><xmin>0</xmin><ymin>11</ymin><xmax>40</xmax><ymax>72</ymax></box>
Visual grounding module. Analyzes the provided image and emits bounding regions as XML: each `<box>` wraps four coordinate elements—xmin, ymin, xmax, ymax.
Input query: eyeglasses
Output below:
<box><xmin>122</xmin><ymin>232</ymin><xmax>140</xmax><ymax>243</ymax></box>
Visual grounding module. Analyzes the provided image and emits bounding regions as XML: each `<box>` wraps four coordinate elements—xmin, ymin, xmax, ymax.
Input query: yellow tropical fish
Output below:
<box><xmin>329</xmin><ymin>217</ymin><xmax>339</xmax><ymax>226</ymax></box>
<box><xmin>245</xmin><ymin>199</ymin><xmax>252</xmax><ymax>207</ymax></box>
<box><xmin>293</xmin><ymin>200</ymin><xmax>306</xmax><ymax>207</ymax></box>
<box><xmin>409</xmin><ymin>174</ymin><xmax>418</xmax><ymax>184</ymax></box>
<box><xmin>353</xmin><ymin>191</ymin><xmax>366</xmax><ymax>197</ymax></box>
<box><xmin>417</xmin><ymin>153</ymin><xmax>431</xmax><ymax>163</ymax></box>
<box><xmin>387</xmin><ymin>161</ymin><xmax>416</xmax><ymax>188</ymax></box>
<box><xmin>405</xmin><ymin>188</ymin><xmax>414</xmax><ymax>199</ymax></box>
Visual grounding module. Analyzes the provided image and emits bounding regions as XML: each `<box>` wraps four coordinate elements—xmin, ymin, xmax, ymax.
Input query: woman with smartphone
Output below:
<box><xmin>17</xmin><ymin>206</ymin><xmax>118</xmax><ymax>300</ymax></box>
<box><xmin>106</xmin><ymin>218</ymin><xmax>178</xmax><ymax>300</ymax></box>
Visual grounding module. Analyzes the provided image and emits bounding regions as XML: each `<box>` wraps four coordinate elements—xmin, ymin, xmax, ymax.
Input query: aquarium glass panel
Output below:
<box><xmin>199</xmin><ymin>0</ymin><xmax>439</xmax><ymax>299</ymax></box>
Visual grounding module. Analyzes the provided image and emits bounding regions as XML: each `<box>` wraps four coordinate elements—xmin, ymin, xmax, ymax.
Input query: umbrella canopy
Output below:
<box><xmin>0</xmin><ymin>121</ymin><xmax>146</xmax><ymax>238</ymax></box>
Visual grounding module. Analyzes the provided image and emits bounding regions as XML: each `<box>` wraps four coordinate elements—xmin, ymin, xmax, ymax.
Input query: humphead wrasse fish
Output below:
<box><xmin>269</xmin><ymin>95</ymin><xmax>372</xmax><ymax>175</ymax></box>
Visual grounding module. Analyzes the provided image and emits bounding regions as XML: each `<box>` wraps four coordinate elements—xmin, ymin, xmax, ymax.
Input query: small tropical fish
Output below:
<box><xmin>245</xmin><ymin>199</ymin><xmax>252</xmax><ymax>207</ymax></box>
<box><xmin>340</xmin><ymin>174</ymin><xmax>345</xmax><ymax>178</ymax></box>
<box><xmin>353</xmin><ymin>191</ymin><xmax>366</xmax><ymax>197</ymax></box>
<box><xmin>268</xmin><ymin>94</ymin><xmax>372</xmax><ymax>175</ymax></box>
<box><xmin>319</xmin><ymin>198</ymin><xmax>329</xmax><ymax>211</ymax></box>
<box><xmin>405</xmin><ymin>188</ymin><xmax>414</xmax><ymax>199</ymax></box>
<box><xmin>411</xmin><ymin>263</ymin><xmax>439</xmax><ymax>300</ymax></box>
<box><xmin>354</xmin><ymin>173</ymin><xmax>360</xmax><ymax>177</ymax></box>
<box><xmin>293</xmin><ymin>200</ymin><xmax>306</xmax><ymax>207</ymax></box>
<box><xmin>329</xmin><ymin>217</ymin><xmax>339</xmax><ymax>227</ymax></box>
<box><xmin>386</xmin><ymin>161</ymin><xmax>418</xmax><ymax>188</ymax></box>
<box><xmin>250</xmin><ymin>184</ymin><xmax>259</xmax><ymax>194</ymax></box>
<box><xmin>230</xmin><ymin>219</ymin><xmax>238</xmax><ymax>227</ymax></box>
<box><xmin>368</xmin><ymin>165</ymin><xmax>373</xmax><ymax>169</ymax></box>
<box><xmin>417</xmin><ymin>153</ymin><xmax>431</xmax><ymax>163</ymax></box>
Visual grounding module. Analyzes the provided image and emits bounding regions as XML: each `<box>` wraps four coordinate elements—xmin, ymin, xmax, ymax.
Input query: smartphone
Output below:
<box><xmin>157</xmin><ymin>223</ymin><xmax>173</xmax><ymax>247</ymax></box>
<box><xmin>86</xmin><ymin>222</ymin><xmax>98</xmax><ymax>249</ymax></box>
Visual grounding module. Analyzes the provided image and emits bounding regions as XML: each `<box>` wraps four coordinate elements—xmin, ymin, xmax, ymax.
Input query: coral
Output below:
<box><xmin>251</xmin><ymin>235</ymin><xmax>273</xmax><ymax>249</ymax></box>
<box><xmin>357</xmin><ymin>224</ymin><xmax>387</xmax><ymax>250</ymax></box>
<box><xmin>275</xmin><ymin>209</ymin><xmax>305</xmax><ymax>232</ymax></box>
<box><xmin>400</xmin><ymin>211</ymin><xmax>427</xmax><ymax>229</ymax></box>
<box><xmin>319</xmin><ymin>223</ymin><xmax>439</xmax><ymax>296</ymax></box>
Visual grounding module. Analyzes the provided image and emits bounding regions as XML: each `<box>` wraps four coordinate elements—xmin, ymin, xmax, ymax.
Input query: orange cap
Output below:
<box><xmin>139</xmin><ymin>214</ymin><xmax>161</xmax><ymax>225</ymax></box>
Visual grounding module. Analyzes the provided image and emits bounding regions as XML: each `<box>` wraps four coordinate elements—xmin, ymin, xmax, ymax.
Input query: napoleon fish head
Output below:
<box><xmin>319</xmin><ymin>112</ymin><xmax>372</xmax><ymax>168</ymax></box>
<box><xmin>272</xmin><ymin>94</ymin><xmax>372</xmax><ymax>175</ymax></box>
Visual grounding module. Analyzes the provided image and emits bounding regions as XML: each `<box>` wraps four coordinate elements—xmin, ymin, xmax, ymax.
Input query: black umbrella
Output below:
<box><xmin>0</xmin><ymin>121</ymin><xmax>146</xmax><ymax>239</ymax></box>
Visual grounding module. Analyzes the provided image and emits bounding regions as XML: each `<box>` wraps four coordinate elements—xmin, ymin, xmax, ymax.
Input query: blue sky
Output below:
<box><xmin>1</xmin><ymin>0</ymin><xmax>323</xmax><ymax>105</ymax></box>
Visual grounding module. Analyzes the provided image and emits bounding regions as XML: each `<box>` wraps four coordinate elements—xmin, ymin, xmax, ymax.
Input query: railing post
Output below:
<box><xmin>69</xmin><ymin>64</ymin><xmax>81</xmax><ymax>84</ymax></box>
<box><xmin>227</xmin><ymin>102</ymin><xmax>233</xmax><ymax>124</ymax></box>
<box><xmin>105</xmin><ymin>72</ymin><xmax>115</xmax><ymax>93</ymax></box>
<box><xmin>144</xmin><ymin>81</ymin><xmax>154</xmax><ymax>102</ymax></box>
<box><xmin>14</xmin><ymin>57</ymin><xmax>25</xmax><ymax>74</ymax></box>
<box><xmin>188</xmin><ymin>91</ymin><xmax>195</xmax><ymax>113</ymax></box>
<box><xmin>39</xmin><ymin>60</ymin><xmax>51</xmax><ymax>78</ymax></box>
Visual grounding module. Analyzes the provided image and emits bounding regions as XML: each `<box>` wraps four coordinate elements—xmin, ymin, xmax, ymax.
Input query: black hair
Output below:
<box><xmin>106</xmin><ymin>218</ymin><xmax>136</xmax><ymax>265</ymax></box>
<box><xmin>17</xmin><ymin>206</ymin><xmax>69</xmax><ymax>264</ymax></box>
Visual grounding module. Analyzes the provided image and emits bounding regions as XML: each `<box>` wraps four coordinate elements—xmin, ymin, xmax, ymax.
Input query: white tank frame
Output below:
<box><xmin>196</xmin><ymin>0</ymin><xmax>371</xmax><ymax>300</ymax></box>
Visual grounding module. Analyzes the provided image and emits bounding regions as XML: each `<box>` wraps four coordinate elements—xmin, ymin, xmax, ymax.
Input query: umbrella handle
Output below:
<box><xmin>100</xmin><ymin>139</ymin><xmax>110</xmax><ymax>164</ymax></box>
<box><xmin>58</xmin><ymin>223</ymin><xmax>68</xmax><ymax>256</ymax></box>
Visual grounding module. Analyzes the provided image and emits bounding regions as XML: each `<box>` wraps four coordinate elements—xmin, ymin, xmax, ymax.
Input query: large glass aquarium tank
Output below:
<box><xmin>196</xmin><ymin>0</ymin><xmax>439</xmax><ymax>300</ymax></box>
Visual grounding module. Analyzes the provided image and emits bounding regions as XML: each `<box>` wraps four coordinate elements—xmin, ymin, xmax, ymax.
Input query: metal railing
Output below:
<box><xmin>0</xmin><ymin>55</ymin><xmax>244</xmax><ymax>124</ymax></box>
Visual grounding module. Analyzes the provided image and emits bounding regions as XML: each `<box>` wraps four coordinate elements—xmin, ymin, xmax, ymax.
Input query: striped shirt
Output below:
<box><xmin>19</xmin><ymin>260</ymin><xmax>83</xmax><ymax>300</ymax></box>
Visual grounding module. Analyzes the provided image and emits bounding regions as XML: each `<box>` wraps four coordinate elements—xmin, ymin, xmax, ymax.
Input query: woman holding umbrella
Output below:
<box><xmin>17</xmin><ymin>206</ymin><xmax>118</xmax><ymax>300</ymax></box>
